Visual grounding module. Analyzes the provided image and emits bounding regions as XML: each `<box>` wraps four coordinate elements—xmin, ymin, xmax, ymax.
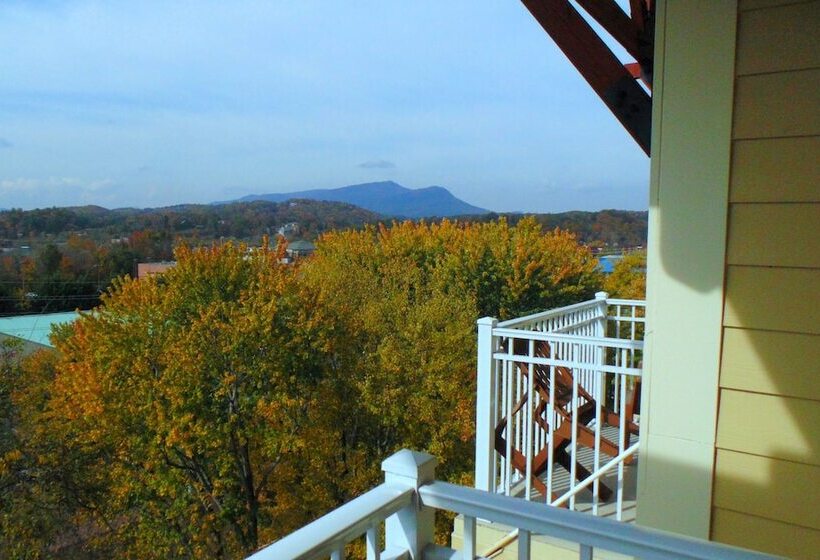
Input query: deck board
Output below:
<box><xmin>505</xmin><ymin>426</ymin><xmax>639</xmax><ymax>523</ymax></box>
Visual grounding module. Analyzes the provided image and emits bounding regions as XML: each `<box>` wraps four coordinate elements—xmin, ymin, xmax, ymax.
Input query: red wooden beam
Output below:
<box><xmin>521</xmin><ymin>0</ymin><xmax>652</xmax><ymax>154</ymax></box>
<box><xmin>574</xmin><ymin>0</ymin><xmax>641</xmax><ymax>61</ymax></box>
<box><xmin>628</xmin><ymin>0</ymin><xmax>655</xmax><ymax>88</ymax></box>
<box><xmin>625</xmin><ymin>62</ymin><xmax>642</xmax><ymax>79</ymax></box>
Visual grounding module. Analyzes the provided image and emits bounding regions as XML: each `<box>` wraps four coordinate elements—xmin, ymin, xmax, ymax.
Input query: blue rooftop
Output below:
<box><xmin>0</xmin><ymin>312</ymin><xmax>80</xmax><ymax>348</ymax></box>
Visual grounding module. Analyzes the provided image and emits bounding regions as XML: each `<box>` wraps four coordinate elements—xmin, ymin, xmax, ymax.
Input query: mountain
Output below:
<box><xmin>229</xmin><ymin>181</ymin><xmax>489</xmax><ymax>218</ymax></box>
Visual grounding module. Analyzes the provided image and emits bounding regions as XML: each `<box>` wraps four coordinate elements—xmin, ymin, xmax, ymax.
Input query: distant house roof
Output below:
<box><xmin>286</xmin><ymin>240</ymin><xmax>315</xmax><ymax>254</ymax></box>
<box><xmin>137</xmin><ymin>261</ymin><xmax>176</xmax><ymax>279</ymax></box>
<box><xmin>0</xmin><ymin>311</ymin><xmax>80</xmax><ymax>349</ymax></box>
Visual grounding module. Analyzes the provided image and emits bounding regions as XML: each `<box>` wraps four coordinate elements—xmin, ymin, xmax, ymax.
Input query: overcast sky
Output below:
<box><xmin>0</xmin><ymin>0</ymin><xmax>649</xmax><ymax>213</ymax></box>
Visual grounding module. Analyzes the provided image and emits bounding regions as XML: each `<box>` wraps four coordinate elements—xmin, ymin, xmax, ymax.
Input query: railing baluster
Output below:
<box><xmin>515</xmin><ymin>344</ymin><xmax>522</xmax><ymax>475</ymax></box>
<box><xmin>593</xmin><ymin>364</ymin><xmax>602</xmax><ymax>516</ymax></box>
<box><xmin>505</xmin><ymin>350</ymin><xmax>513</xmax><ymax>495</ymax></box>
<box><xmin>617</xmin><ymin>364</ymin><xmax>627</xmax><ymax>521</ymax></box>
<box><xmin>331</xmin><ymin>545</ymin><xmax>344</xmax><ymax>560</ymax></box>
<box><xmin>463</xmin><ymin>515</ymin><xmax>476</xmax><ymax>559</ymax></box>
<box><xmin>518</xmin><ymin>529</ymin><xmax>531</xmax><ymax>560</ymax></box>
<box><xmin>547</xmin><ymin>363</ymin><xmax>555</xmax><ymax>503</ymax></box>
<box><xmin>579</xmin><ymin>543</ymin><xmax>593</xmax><ymax>560</ymax></box>
<box><xmin>570</xmin><ymin>342</ymin><xmax>579</xmax><ymax>511</ymax></box>
<box><xmin>493</xmin><ymin>356</ymin><xmax>500</xmax><ymax>493</ymax></box>
<box><xmin>366</xmin><ymin>524</ymin><xmax>379</xmax><ymax>560</ymax></box>
<box><xmin>525</xmin><ymin>338</ymin><xmax>534</xmax><ymax>501</ymax></box>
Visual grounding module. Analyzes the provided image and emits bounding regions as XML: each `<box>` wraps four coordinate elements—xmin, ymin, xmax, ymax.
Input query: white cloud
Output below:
<box><xmin>1</xmin><ymin>176</ymin><xmax>115</xmax><ymax>209</ymax></box>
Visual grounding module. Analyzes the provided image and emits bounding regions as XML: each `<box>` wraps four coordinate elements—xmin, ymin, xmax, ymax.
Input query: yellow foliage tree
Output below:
<box><xmin>603</xmin><ymin>250</ymin><xmax>647</xmax><ymax>300</ymax></box>
<box><xmin>46</xmin><ymin>241</ymin><xmax>339</xmax><ymax>558</ymax></box>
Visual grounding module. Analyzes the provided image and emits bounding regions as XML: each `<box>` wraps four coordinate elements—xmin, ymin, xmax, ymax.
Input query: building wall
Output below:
<box><xmin>637</xmin><ymin>0</ymin><xmax>738</xmax><ymax>539</ymax></box>
<box><xmin>711</xmin><ymin>1</ymin><xmax>820</xmax><ymax>557</ymax></box>
<box><xmin>136</xmin><ymin>261</ymin><xmax>176</xmax><ymax>279</ymax></box>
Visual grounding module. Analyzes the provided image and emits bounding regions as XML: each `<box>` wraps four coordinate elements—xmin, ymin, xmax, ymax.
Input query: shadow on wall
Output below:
<box><xmin>647</xmin><ymin>207</ymin><xmax>819</xmax><ymax>557</ymax></box>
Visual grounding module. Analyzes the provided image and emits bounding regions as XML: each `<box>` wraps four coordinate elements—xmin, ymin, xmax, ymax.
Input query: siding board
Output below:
<box><xmin>717</xmin><ymin>389</ymin><xmax>820</xmax><ymax>465</ymax></box>
<box><xmin>733</xmin><ymin>69</ymin><xmax>820</xmax><ymax>138</ymax></box>
<box><xmin>737</xmin><ymin>2</ymin><xmax>820</xmax><ymax>75</ymax></box>
<box><xmin>723</xmin><ymin>266</ymin><xmax>820</xmax><ymax>333</ymax></box>
<box><xmin>740</xmin><ymin>0</ymin><xmax>816</xmax><ymax>10</ymax></box>
<box><xmin>721</xmin><ymin>328</ymin><xmax>820</xmax><ymax>400</ymax></box>
<box><xmin>714</xmin><ymin>449</ymin><xmax>820</xmax><ymax>530</ymax></box>
<box><xmin>727</xmin><ymin>203</ymin><xmax>820</xmax><ymax>267</ymax></box>
<box><xmin>730</xmin><ymin>137</ymin><xmax>820</xmax><ymax>202</ymax></box>
<box><xmin>712</xmin><ymin>508</ymin><xmax>820</xmax><ymax>559</ymax></box>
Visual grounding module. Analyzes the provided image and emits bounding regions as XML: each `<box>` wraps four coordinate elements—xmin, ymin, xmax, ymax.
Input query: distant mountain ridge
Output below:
<box><xmin>228</xmin><ymin>181</ymin><xmax>489</xmax><ymax>218</ymax></box>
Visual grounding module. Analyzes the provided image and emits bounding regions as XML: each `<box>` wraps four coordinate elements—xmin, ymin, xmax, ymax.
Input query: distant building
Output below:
<box><xmin>285</xmin><ymin>240</ymin><xmax>315</xmax><ymax>260</ymax></box>
<box><xmin>0</xmin><ymin>311</ymin><xmax>80</xmax><ymax>353</ymax></box>
<box><xmin>137</xmin><ymin>261</ymin><xmax>176</xmax><ymax>279</ymax></box>
<box><xmin>277</xmin><ymin>222</ymin><xmax>300</xmax><ymax>236</ymax></box>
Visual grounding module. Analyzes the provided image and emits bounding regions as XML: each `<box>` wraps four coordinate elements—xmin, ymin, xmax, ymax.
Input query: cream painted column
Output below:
<box><xmin>637</xmin><ymin>0</ymin><xmax>737</xmax><ymax>538</ymax></box>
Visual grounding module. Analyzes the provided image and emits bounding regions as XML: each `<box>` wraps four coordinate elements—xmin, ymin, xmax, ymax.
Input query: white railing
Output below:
<box><xmin>248</xmin><ymin>449</ymin><xmax>777</xmax><ymax>560</ymax></box>
<box><xmin>475</xmin><ymin>292</ymin><xmax>645</xmax><ymax>520</ymax></box>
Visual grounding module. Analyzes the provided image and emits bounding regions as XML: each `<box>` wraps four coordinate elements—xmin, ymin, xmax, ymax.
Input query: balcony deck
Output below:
<box><xmin>476</xmin><ymin>294</ymin><xmax>645</xmax><ymax>525</ymax></box>
<box><xmin>514</xmin><ymin>425</ymin><xmax>639</xmax><ymax>523</ymax></box>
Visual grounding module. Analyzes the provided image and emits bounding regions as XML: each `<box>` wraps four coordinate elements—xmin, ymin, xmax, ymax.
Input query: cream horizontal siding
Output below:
<box><xmin>711</xmin><ymin>508</ymin><xmax>820</xmax><ymax>560</ymax></box>
<box><xmin>720</xmin><ymin>328</ymin><xmax>820</xmax><ymax>400</ymax></box>
<box><xmin>723</xmin><ymin>266</ymin><xmax>820</xmax><ymax>334</ymax></box>
<box><xmin>740</xmin><ymin>0</ymin><xmax>816</xmax><ymax>11</ymax></box>
<box><xmin>733</xmin><ymin>69</ymin><xmax>820</xmax><ymax>139</ymax></box>
<box><xmin>727</xmin><ymin>203</ymin><xmax>820</xmax><ymax>267</ymax></box>
<box><xmin>713</xmin><ymin>1</ymin><xmax>820</xmax><ymax>552</ymax></box>
<box><xmin>717</xmin><ymin>389</ymin><xmax>820</xmax><ymax>465</ymax></box>
<box><xmin>730</xmin><ymin>137</ymin><xmax>819</xmax><ymax>202</ymax></box>
<box><xmin>736</xmin><ymin>1</ymin><xmax>820</xmax><ymax>75</ymax></box>
<box><xmin>713</xmin><ymin>449</ymin><xmax>820</xmax><ymax>530</ymax></box>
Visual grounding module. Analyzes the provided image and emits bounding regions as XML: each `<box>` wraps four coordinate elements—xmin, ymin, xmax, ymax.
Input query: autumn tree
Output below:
<box><xmin>603</xmin><ymin>250</ymin><xmax>647</xmax><ymax>299</ymax></box>
<box><xmin>300</xmin><ymin>218</ymin><xmax>602</xmax><ymax>494</ymax></box>
<box><xmin>3</xmin><ymin>219</ymin><xmax>603</xmax><ymax>557</ymax></box>
<box><xmin>44</xmin><ymin>241</ymin><xmax>339</xmax><ymax>558</ymax></box>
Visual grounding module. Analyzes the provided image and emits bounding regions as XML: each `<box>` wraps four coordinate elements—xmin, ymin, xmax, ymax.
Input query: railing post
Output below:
<box><xmin>594</xmin><ymin>291</ymin><xmax>609</xmax><ymax>338</ymax></box>
<box><xmin>382</xmin><ymin>450</ymin><xmax>437</xmax><ymax>559</ymax></box>
<box><xmin>475</xmin><ymin>316</ymin><xmax>498</xmax><ymax>493</ymax></box>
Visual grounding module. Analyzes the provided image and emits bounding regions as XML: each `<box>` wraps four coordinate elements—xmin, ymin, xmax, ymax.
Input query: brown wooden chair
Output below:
<box><xmin>494</xmin><ymin>338</ymin><xmax>639</xmax><ymax>502</ymax></box>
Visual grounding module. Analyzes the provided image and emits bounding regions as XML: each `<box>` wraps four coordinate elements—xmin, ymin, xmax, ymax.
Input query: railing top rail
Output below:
<box><xmin>494</xmin><ymin>298</ymin><xmax>646</xmax><ymax>330</ymax></box>
<box><xmin>606</xmin><ymin>298</ymin><xmax>646</xmax><ymax>307</ymax></box>
<box><xmin>418</xmin><ymin>481</ymin><xmax>778</xmax><ymax>560</ymax></box>
<box><xmin>246</xmin><ymin>483</ymin><xmax>413</xmax><ymax>560</ymax></box>
<box><xmin>492</xmin><ymin>327</ymin><xmax>645</xmax><ymax>351</ymax></box>
<box><xmin>490</xmin><ymin>352</ymin><xmax>643</xmax><ymax>377</ymax></box>
<box><xmin>496</xmin><ymin>298</ymin><xmax>604</xmax><ymax>329</ymax></box>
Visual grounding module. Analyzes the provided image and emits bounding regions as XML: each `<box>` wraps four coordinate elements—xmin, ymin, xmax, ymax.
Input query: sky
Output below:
<box><xmin>0</xmin><ymin>0</ymin><xmax>649</xmax><ymax>213</ymax></box>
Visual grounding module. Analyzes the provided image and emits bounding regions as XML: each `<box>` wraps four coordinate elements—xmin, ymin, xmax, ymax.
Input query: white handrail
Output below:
<box><xmin>249</xmin><ymin>449</ymin><xmax>780</xmax><ymax>560</ymax></box>
<box><xmin>418</xmin><ymin>481</ymin><xmax>777</xmax><ymax>560</ymax></box>
<box><xmin>492</xmin><ymin>328</ymin><xmax>645</xmax><ymax>350</ymax></box>
<box><xmin>497</xmin><ymin>299</ymin><xmax>601</xmax><ymax>329</ymax></box>
<box><xmin>551</xmin><ymin>441</ymin><xmax>641</xmax><ymax>507</ymax></box>
<box><xmin>246</xmin><ymin>483</ymin><xmax>413</xmax><ymax>560</ymax></box>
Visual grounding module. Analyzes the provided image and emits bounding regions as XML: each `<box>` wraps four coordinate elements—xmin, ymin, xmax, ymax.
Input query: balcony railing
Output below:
<box><xmin>475</xmin><ymin>292</ymin><xmax>645</xmax><ymax>521</ymax></box>
<box><xmin>248</xmin><ymin>449</ymin><xmax>775</xmax><ymax>560</ymax></box>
